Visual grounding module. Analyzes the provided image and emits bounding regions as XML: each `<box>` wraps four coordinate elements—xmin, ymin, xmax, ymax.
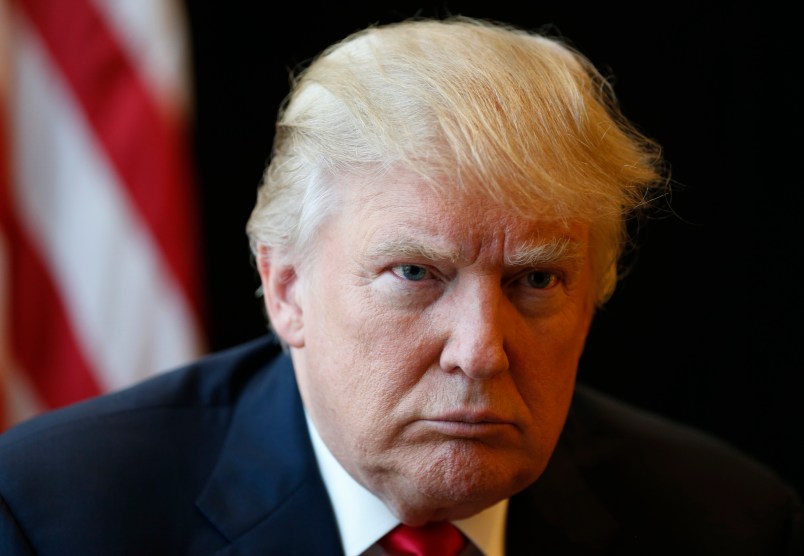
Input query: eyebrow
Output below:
<box><xmin>367</xmin><ymin>236</ymin><xmax>583</xmax><ymax>267</ymax></box>
<box><xmin>367</xmin><ymin>239</ymin><xmax>461</xmax><ymax>263</ymax></box>
<box><xmin>504</xmin><ymin>237</ymin><xmax>584</xmax><ymax>267</ymax></box>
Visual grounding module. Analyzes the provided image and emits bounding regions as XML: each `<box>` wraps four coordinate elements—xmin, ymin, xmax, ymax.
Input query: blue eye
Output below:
<box><xmin>526</xmin><ymin>271</ymin><xmax>557</xmax><ymax>289</ymax></box>
<box><xmin>393</xmin><ymin>265</ymin><xmax>429</xmax><ymax>281</ymax></box>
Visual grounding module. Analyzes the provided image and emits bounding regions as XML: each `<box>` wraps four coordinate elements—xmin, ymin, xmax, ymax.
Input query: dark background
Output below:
<box><xmin>183</xmin><ymin>2</ymin><xmax>803</xmax><ymax>496</ymax></box>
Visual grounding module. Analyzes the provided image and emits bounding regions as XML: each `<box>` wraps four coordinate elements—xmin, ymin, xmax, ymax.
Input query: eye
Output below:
<box><xmin>391</xmin><ymin>264</ymin><xmax>430</xmax><ymax>281</ymax></box>
<box><xmin>526</xmin><ymin>271</ymin><xmax>558</xmax><ymax>289</ymax></box>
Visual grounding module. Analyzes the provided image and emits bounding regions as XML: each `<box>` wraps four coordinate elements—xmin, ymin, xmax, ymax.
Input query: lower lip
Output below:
<box><xmin>422</xmin><ymin>420</ymin><xmax>513</xmax><ymax>438</ymax></box>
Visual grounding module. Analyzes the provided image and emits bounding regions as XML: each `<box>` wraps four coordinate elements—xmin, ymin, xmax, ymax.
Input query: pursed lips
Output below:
<box><xmin>420</xmin><ymin>410</ymin><xmax>517</xmax><ymax>438</ymax></box>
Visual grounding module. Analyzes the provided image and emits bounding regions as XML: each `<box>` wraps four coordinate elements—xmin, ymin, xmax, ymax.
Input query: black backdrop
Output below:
<box><xmin>183</xmin><ymin>1</ymin><xmax>803</xmax><ymax>496</ymax></box>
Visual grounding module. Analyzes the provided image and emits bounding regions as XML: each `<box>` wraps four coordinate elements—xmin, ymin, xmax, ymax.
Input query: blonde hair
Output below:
<box><xmin>247</xmin><ymin>16</ymin><xmax>666</xmax><ymax>305</ymax></box>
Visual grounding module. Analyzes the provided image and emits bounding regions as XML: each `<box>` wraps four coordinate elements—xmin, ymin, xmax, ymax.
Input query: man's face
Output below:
<box><xmin>279</xmin><ymin>171</ymin><xmax>596</xmax><ymax>524</ymax></box>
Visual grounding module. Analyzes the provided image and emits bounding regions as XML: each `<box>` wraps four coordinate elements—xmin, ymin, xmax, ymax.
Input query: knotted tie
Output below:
<box><xmin>379</xmin><ymin>522</ymin><xmax>467</xmax><ymax>556</ymax></box>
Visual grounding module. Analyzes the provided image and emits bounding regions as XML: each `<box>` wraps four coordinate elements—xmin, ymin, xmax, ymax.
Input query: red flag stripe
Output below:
<box><xmin>0</xmin><ymin>113</ymin><xmax>103</xmax><ymax>408</ymax></box>
<box><xmin>19</xmin><ymin>0</ymin><xmax>203</xmax><ymax>322</ymax></box>
<box><xmin>0</xmin><ymin>93</ymin><xmax>10</xmax><ymax>426</ymax></box>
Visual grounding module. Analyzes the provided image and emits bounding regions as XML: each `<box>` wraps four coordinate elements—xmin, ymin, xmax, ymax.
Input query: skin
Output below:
<box><xmin>259</xmin><ymin>170</ymin><xmax>596</xmax><ymax>525</ymax></box>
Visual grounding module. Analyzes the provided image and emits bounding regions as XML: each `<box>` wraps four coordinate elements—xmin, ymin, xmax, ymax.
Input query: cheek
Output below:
<box><xmin>321</xmin><ymin>279</ymin><xmax>438</xmax><ymax>371</ymax></box>
<box><xmin>513</xmin><ymin>306</ymin><xmax>592</xmax><ymax>426</ymax></box>
<box><xmin>539</xmin><ymin>295</ymin><xmax>593</xmax><ymax>360</ymax></box>
<box><xmin>301</xmin><ymin>281</ymin><xmax>430</xmax><ymax>423</ymax></box>
<box><xmin>518</xmin><ymin>313</ymin><xmax>588</xmax><ymax>376</ymax></box>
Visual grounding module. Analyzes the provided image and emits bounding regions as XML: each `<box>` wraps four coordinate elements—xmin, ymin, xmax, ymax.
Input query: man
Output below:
<box><xmin>0</xmin><ymin>16</ymin><xmax>801</xmax><ymax>555</ymax></box>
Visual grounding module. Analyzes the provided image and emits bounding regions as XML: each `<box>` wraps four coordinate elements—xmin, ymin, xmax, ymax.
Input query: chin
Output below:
<box><xmin>407</xmin><ymin>440</ymin><xmax>542</xmax><ymax>509</ymax></box>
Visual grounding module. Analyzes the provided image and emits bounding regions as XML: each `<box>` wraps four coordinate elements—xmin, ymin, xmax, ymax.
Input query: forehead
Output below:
<box><xmin>330</xmin><ymin>170</ymin><xmax>589</xmax><ymax>261</ymax></box>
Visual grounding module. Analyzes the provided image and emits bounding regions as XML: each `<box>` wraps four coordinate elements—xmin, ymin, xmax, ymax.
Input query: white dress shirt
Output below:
<box><xmin>306</xmin><ymin>414</ymin><xmax>508</xmax><ymax>556</ymax></box>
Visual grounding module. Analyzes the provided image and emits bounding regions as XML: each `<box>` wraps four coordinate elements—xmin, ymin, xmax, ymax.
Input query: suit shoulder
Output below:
<box><xmin>568</xmin><ymin>385</ymin><xmax>788</xmax><ymax>484</ymax></box>
<box><xmin>0</xmin><ymin>337</ymin><xmax>298</xmax><ymax>554</ymax></box>
<box><xmin>0</xmin><ymin>336</ymin><xmax>281</xmax><ymax>456</ymax></box>
<box><xmin>560</xmin><ymin>385</ymin><xmax>803</xmax><ymax>553</ymax></box>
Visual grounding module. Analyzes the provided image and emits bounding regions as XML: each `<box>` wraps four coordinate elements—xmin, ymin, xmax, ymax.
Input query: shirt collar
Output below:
<box><xmin>306</xmin><ymin>413</ymin><xmax>508</xmax><ymax>556</ymax></box>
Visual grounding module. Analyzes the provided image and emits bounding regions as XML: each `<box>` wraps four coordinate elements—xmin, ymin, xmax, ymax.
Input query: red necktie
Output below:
<box><xmin>379</xmin><ymin>522</ymin><xmax>467</xmax><ymax>556</ymax></box>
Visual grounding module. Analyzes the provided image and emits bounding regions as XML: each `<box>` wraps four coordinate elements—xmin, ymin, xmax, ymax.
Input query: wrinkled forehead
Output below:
<box><xmin>331</xmin><ymin>166</ymin><xmax>589</xmax><ymax>245</ymax></box>
<box><xmin>333</xmin><ymin>164</ymin><xmax>589</xmax><ymax>228</ymax></box>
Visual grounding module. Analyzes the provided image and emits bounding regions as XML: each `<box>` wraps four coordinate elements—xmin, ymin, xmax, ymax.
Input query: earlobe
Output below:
<box><xmin>257</xmin><ymin>245</ymin><xmax>305</xmax><ymax>348</ymax></box>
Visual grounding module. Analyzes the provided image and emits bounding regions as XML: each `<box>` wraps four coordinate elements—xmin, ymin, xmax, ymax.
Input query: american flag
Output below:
<box><xmin>0</xmin><ymin>0</ymin><xmax>204</xmax><ymax>429</ymax></box>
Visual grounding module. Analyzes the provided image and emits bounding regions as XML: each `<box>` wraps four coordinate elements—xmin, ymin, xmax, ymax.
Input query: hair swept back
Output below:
<box><xmin>247</xmin><ymin>16</ymin><xmax>667</xmax><ymax>305</ymax></box>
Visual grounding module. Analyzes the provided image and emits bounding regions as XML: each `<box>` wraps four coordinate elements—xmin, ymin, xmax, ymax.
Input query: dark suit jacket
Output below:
<box><xmin>0</xmin><ymin>336</ymin><xmax>801</xmax><ymax>555</ymax></box>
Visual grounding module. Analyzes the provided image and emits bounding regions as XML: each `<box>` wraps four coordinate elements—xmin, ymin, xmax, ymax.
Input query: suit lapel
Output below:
<box><xmin>196</xmin><ymin>353</ymin><xmax>343</xmax><ymax>555</ymax></box>
<box><xmin>506</xmin><ymin>391</ymin><xmax>621</xmax><ymax>555</ymax></box>
<box><xmin>506</xmin><ymin>446</ymin><xmax>619</xmax><ymax>555</ymax></box>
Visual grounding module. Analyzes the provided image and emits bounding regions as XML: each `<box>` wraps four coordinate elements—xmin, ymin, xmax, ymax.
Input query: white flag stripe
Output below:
<box><xmin>91</xmin><ymin>0</ymin><xmax>192</xmax><ymax>113</ymax></box>
<box><xmin>11</xmin><ymin>16</ymin><xmax>201</xmax><ymax>392</ymax></box>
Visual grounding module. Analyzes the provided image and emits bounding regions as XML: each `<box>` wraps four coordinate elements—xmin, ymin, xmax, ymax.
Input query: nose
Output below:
<box><xmin>439</xmin><ymin>279</ymin><xmax>510</xmax><ymax>379</ymax></box>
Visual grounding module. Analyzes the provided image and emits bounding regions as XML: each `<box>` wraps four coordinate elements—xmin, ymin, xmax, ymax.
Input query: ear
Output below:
<box><xmin>256</xmin><ymin>245</ymin><xmax>305</xmax><ymax>348</ymax></box>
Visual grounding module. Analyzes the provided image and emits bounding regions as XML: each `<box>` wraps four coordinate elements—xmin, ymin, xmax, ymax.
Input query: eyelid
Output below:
<box><xmin>530</xmin><ymin>271</ymin><xmax>559</xmax><ymax>289</ymax></box>
<box><xmin>510</xmin><ymin>268</ymin><xmax>564</xmax><ymax>290</ymax></box>
<box><xmin>389</xmin><ymin>263</ymin><xmax>435</xmax><ymax>281</ymax></box>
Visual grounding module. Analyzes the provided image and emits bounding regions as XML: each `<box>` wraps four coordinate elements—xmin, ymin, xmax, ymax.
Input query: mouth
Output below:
<box><xmin>421</xmin><ymin>411</ymin><xmax>516</xmax><ymax>438</ymax></box>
